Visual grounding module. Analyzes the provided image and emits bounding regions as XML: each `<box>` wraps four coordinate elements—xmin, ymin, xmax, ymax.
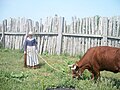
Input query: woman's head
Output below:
<box><xmin>28</xmin><ymin>31</ymin><xmax>33</xmax><ymax>38</ymax></box>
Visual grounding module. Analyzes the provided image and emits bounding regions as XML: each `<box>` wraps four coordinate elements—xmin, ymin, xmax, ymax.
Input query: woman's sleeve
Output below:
<box><xmin>24</xmin><ymin>40</ymin><xmax>27</xmax><ymax>51</ymax></box>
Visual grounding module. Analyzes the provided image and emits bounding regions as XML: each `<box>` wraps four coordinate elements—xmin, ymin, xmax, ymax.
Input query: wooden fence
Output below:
<box><xmin>0</xmin><ymin>15</ymin><xmax>120</xmax><ymax>55</ymax></box>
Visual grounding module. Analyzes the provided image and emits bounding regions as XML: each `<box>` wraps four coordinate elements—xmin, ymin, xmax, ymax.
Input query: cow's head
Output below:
<box><xmin>68</xmin><ymin>62</ymin><xmax>81</xmax><ymax>78</ymax></box>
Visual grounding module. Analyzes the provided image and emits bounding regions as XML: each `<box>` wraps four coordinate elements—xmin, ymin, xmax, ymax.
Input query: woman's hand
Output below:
<box><xmin>24</xmin><ymin>51</ymin><xmax>26</xmax><ymax>54</ymax></box>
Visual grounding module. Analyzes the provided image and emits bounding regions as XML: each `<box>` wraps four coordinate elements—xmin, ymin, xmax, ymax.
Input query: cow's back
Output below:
<box><xmin>93</xmin><ymin>46</ymin><xmax>120</xmax><ymax>72</ymax></box>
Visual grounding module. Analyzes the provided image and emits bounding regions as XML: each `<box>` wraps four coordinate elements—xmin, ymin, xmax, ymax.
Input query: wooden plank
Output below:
<box><xmin>63</xmin><ymin>21</ymin><xmax>66</xmax><ymax>33</ymax></box>
<box><xmin>35</xmin><ymin>21</ymin><xmax>39</xmax><ymax>33</ymax></box>
<box><xmin>77</xmin><ymin>18</ymin><xmax>80</xmax><ymax>34</ymax></box>
<box><xmin>77</xmin><ymin>38</ymin><xmax>80</xmax><ymax>54</ymax></box>
<box><xmin>70</xmin><ymin>37</ymin><xmax>73</xmax><ymax>55</ymax></box>
<box><xmin>10</xmin><ymin>35</ymin><xmax>12</xmax><ymax>49</ymax></box>
<box><xmin>81</xmin><ymin>38</ymin><xmax>85</xmax><ymax>53</ymax></box>
<box><xmin>116</xmin><ymin>16</ymin><xmax>120</xmax><ymax>37</ymax></box>
<box><xmin>67</xmin><ymin>37</ymin><xmax>70</xmax><ymax>55</ymax></box>
<box><xmin>79</xmin><ymin>19</ymin><xmax>82</xmax><ymax>34</ymax></box>
<box><xmin>20</xmin><ymin>18</ymin><xmax>26</xmax><ymax>32</ymax></box>
<box><xmin>52</xmin><ymin>36</ymin><xmax>56</xmax><ymax>54</ymax></box>
<box><xmin>39</xmin><ymin>36</ymin><xmax>44</xmax><ymax>54</ymax></box>
<box><xmin>95</xmin><ymin>38</ymin><xmax>97</xmax><ymax>46</ymax></box>
<box><xmin>2</xmin><ymin>20</ymin><xmax>7</xmax><ymax>47</ymax></box>
<box><xmin>62</xmin><ymin>36</ymin><xmax>67</xmax><ymax>54</ymax></box>
<box><xmin>75</xmin><ymin>37</ymin><xmax>79</xmax><ymax>55</ymax></box>
<box><xmin>16</xmin><ymin>17</ymin><xmax>20</xmax><ymax>32</ymax></box>
<box><xmin>88</xmin><ymin>17</ymin><xmax>91</xmax><ymax>34</ymax></box>
<box><xmin>20</xmin><ymin>36</ymin><xmax>23</xmax><ymax>50</ymax></box>
<box><xmin>102</xmin><ymin>17</ymin><xmax>108</xmax><ymax>46</ymax></box>
<box><xmin>49</xmin><ymin>36</ymin><xmax>52</xmax><ymax>54</ymax></box>
<box><xmin>91</xmin><ymin>17</ymin><xmax>94</xmax><ymax>34</ymax></box>
<box><xmin>46</xmin><ymin>36</ymin><xmax>50</xmax><ymax>54</ymax></box>
<box><xmin>91</xmin><ymin>38</ymin><xmax>94</xmax><ymax>47</ymax></box>
<box><xmin>3</xmin><ymin>32</ymin><xmax>58</xmax><ymax>35</ymax></box>
<box><xmin>112</xmin><ymin>17</ymin><xmax>116</xmax><ymax>37</ymax></box>
<box><xmin>108</xmin><ymin>39</ymin><xmax>111</xmax><ymax>47</ymax></box>
<box><xmin>43</xmin><ymin>17</ymin><xmax>49</xmax><ymax>53</ymax></box>
<box><xmin>87</xmin><ymin>38</ymin><xmax>90</xmax><ymax>49</ymax></box>
<box><xmin>97</xmin><ymin>39</ymin><xmax>100</xmax><ymax>46</ymax></box>
<box><xmin>108</xmin><ymin>18</ymin><xmax>113</xmax><ymax>36</ymax></box>
<box><xmin>73</xmin><ymin>16</ymin><xmax>77</xmax><ymax>34</ymax></box>
<box><xmin>85</xmin><ymin>18</ymin><xmax>89</xmax><ymax>34</ymax></box>
<box><xmin>39</xmin><ymin>18</ymin><xmax>43</xmax><ymax>32</ymax></box>
<box><xmin>6</xmin><ymin>18</ymin><xmax>10</xmax><ymax>32</ymax></box>
<box><xmin>4</xmin><ymin>35</ymin><xmax>7</xmax><ymax>48</ymax></box>
<box><xmin>63</xmin><ymin>33</ymin><xmax>102</xmax><ymax>38</ymax></box>
<box><xmin>115</xmin><ymin>40</ymin><xmax>118</xmax><ymax>47</ymax></box>
<box><xmin>107</xmin><ymin>36</ymin><xmax>120</xmax><ymax>40</ymax></box>
<box><xmin>70</xmin><ymin>17</ymin><xmax>74</xmax><ymax>34</ymax></box>
<box><xmin>13</xmin><ymin>35</ymin><xmax>16</xmax><ymax>49</ymax></box>
<box><xmin>94</xmin><ymin>16</ymin><xmax>98</xmax><ymax>35</ymax></box>
<box><xmin>84</xmin><ymin>38</ymin><xmax>87</xmax><ymax>52</ymax></box>
<box><xmin>51</xmin><ymin>36</ymin><xmax>53</xmax><ymax>54</ymax></box>
<box><xmin>111</xmin><ymin>40</ymin><xmax>115</xmax><ymax>47</ymax></box>
<box><xmin>118</xmin><ymin>40</ymin><xmax>120</xmax><ymax>47</ymax></box>
<box><xmin>15</xmin><ymin>36</ymin><xmax>19</xmax><ymax>49</ymax></box>
<box><xmin>52</xmin><ymin>15</ymin><xmax>58</xmax><ymax>33</ymax></box>
<box><xmin>37</xmin><ymin>36</ymin><xmax>40</xmax><ymax>52</ymax></box>
<box><xmin>79</xmin><ymin>38</ymin><xmax>82</xmax><ymax>54</ymax></box>
<box><xmin>49</xmin><ymin>17</ymin><xmax>52</xmax><ymax>32</ymax></box>
<box><xmin>65</xmin><ymin>36</ymin><xmax>68</xmax><ymax>54</ymax></box>
<box><xmin>43</xmin><ymin>36</ymin><xmax>48</xmax><ymax>53</ymax></box>
<box><xmin>82</xmin><ymin>18</ymin><xmax>86</xmax><ymax>34</ymax></box>
<box><xmin>73</xmin><ymin>37</ymin><xmax>76</xmax><ymax>56</ymax></box>
<box><xmin>56</xmin><ymin>17</ymin><xmax>64</xmax><ymax>55</ymax></box>
<box><xmin>98</xmin><ymin>17</ymin><xmax>102</xmax><ymax>36</ymax></box>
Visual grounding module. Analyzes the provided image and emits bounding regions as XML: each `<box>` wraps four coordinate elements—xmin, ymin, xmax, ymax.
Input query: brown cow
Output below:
<box><xmin>69</xmin><ymin>46</ymin><xmax>120</xmax><ymax>80</ymax></box>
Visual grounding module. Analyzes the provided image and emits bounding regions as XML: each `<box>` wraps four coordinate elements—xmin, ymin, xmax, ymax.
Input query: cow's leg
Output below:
<box><xmin>88</xmin><ymin>69</ymin><xmax>95</xmax><ymax>80</ymax></box>
<box><xmin>93</xmin><ymin>69</ymin><xmax>100</xmax><ymax>80</ymax></box>
<box><xmin>92</xmin><ymin>62</ymin><xmax>100</xmax><ymax>80</ymax></box>
<box><xmin>118</xmin><ymin>62</ymin><xmax>120</xmax><ymax>72</ymax></box>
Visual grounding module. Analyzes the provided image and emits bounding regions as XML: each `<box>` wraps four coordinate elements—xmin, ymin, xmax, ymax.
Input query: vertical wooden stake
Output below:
<box><xmin>56</xmin><ymin>17</ymin><xmax>64</xmax><ymax>55</ymax></box>
<box><xmin>2</xmin><ymin>19</ymin><xmax>7</xmax><ymax>47</ymax></box>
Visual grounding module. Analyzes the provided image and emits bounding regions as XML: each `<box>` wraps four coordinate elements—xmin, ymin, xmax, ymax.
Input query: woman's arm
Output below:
<box><xmin>24</xmin><ymin>40</ymin><xmax>27</xmax><ymax>54</ymax></box>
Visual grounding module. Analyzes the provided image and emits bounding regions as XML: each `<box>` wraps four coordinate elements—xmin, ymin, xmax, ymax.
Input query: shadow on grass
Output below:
<box><xmin>37</xmin><ymin>62</ymin><xmax>45</xmax><ymax>68</ymax></box>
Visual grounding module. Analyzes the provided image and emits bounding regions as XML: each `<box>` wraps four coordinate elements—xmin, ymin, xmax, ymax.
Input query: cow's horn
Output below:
<box><xmin>71</xmin><ymin>65</ymin><xmax>76</xmax><ymax>70</ymax></box>
<box><xmin>68</xmin><ymin>64</ymin><xmax>73</xmax><ymax>67</ymax></box>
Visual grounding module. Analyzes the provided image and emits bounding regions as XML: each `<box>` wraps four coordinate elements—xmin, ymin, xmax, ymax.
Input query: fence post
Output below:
<box><xmin>102</xmin><ymin>17</ymin><xmax>108</xmax><ymax>46</ymax></box>
<box><xmin>56</xmin><ymin>17</ymin><xmax>64</xmax><ymax>55</ymax></box>
<box><xmin>2</xmin><ymin>19</ymin><xmax>7</xmax><ymax>47</ymax></box>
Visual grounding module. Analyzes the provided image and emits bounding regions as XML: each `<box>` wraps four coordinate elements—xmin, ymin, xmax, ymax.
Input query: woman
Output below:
<box><xmin>24</xmin><ymin>31</ymin><xmax>39</xmax><ymax>68</ymax></box>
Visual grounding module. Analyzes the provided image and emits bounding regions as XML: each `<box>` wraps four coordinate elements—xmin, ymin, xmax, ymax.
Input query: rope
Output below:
<box><xmin>37</xmin><ymin>54</ymin><xmax>72</xmax><ymax>76</ymax></box>
<box><xmin>37</xmin><ymin>53</ymin><xmax>64</xmax><ymax>72</ymax></box>
<box><xmin>20</xmin><ymin>50</ymin><xmax>71</xmax><ymax>75</ymax></box>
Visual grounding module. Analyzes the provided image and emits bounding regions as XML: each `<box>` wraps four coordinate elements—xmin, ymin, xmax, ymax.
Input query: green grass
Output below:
<box><xmin>0</xmin><ymin>48</ymin><xmax>120</xmax><ymax>90</ymax></box>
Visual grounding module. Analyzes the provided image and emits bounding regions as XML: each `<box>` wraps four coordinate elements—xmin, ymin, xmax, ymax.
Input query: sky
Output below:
<box><xmin>0</xmin><ymin>0</ymin><xmax>120</xmax><ymax>22</ymax></box>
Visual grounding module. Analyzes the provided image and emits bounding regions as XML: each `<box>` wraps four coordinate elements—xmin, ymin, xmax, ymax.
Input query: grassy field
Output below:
<box><xmin>0</xmin><ymin>48</ymin><xmax>120</xmax><ymax>90</ymax></box>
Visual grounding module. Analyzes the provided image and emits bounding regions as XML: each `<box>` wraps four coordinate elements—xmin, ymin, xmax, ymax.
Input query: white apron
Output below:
<box><xmin>27</xmin><ymin>46</ymin><xmax>39</xmax><ymax>66</ymax></box>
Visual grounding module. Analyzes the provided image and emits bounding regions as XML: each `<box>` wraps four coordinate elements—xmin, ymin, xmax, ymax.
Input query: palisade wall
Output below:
<box><xmin>0</xmin><ymin>15</ymin><xmax>120</xmax><ymax>55</ymax></box>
